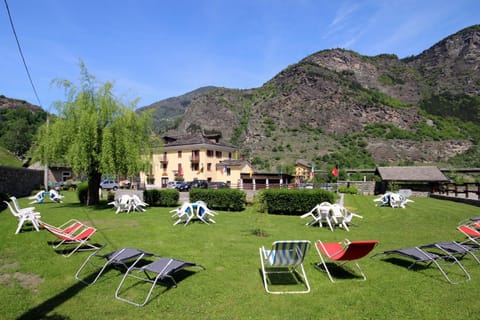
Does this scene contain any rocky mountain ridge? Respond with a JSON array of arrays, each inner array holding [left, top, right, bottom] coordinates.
[[143, 25, 480, 169]]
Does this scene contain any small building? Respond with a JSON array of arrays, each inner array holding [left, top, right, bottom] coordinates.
[[375, 166, 449, 195], [295, 159, 313, 184], [240, 172, 294, 190], [28, 161, 74, 186]]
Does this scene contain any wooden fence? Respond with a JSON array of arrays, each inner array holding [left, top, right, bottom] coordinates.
[[437, 183, 480, 199]]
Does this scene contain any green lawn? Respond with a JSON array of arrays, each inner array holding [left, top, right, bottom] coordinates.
[[0, 146, 22, 167], [1, 192, 480, 319]]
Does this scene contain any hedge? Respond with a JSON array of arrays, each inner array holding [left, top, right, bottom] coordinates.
[[259, 189, 336, 215], [143, 189, 179, 207], [189, 188, 246, 211]]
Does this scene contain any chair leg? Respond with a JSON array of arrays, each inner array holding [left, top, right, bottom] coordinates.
[[75, 247, 112, 284], [353, 261, 367, 280], [15, 219, 25, 234], [316, 251, 335, 282], [115, 256, 155, 307]]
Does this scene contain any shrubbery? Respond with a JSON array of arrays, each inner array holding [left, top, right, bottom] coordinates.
[[77, 182, 88, 204], [257, 189, 336, 215], [143, 189, 179, 207], [189, 188, 246, 211], [338, 185, 358, 194]]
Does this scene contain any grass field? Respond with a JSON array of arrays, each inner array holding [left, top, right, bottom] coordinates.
[[1, 192, 480, 319], [0, 147, 22, 167]]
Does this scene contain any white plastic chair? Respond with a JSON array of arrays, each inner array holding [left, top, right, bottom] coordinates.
[[131, 195, 148, 212], [10, 196, 36, 215], [173, 202, 195, 226], [29, 190, 46, 204], [194, 202, 216, 224], [49, 189, 64, 203], [116, 195, 133, 214], [336, 210, 363, 231], [3, 200, 41, 234]]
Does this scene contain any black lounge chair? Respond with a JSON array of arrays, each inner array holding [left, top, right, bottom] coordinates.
[[420, 241, 480, 266], [372, 246, 471, 284], [115, 256, 205, 306], [75, 247, 154, 285]]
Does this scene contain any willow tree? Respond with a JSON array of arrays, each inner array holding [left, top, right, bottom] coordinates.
[[33, 63, 153, 205]]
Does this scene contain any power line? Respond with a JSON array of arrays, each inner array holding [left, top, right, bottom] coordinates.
[[4, 0, 43, 108]]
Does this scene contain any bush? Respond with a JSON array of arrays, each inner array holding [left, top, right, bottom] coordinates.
[[189, 189, 246, 211], [259, 189, 336, 215], [144, 189, 179, 207], [338, 185, 358, 194], [77, 182, 88, 204]]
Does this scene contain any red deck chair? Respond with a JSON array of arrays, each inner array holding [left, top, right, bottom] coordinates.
[[39, 219, 85, 235], [42, 223, 100, 257], [315, 239, 378, 282], [457, 225, 480, 246]]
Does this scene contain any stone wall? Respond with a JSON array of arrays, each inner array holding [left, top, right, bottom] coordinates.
[[338, 181, 376, 195], [0, 166, 44, 197]]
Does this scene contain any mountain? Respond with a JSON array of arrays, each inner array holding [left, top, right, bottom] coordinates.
[[136, 86, 217, 133], [0, 95, 46, 159], [142, 25, 480, 170]]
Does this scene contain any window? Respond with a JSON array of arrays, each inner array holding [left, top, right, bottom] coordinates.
[[227, 168, 231, 176], [62, 171, 71, 180], [207, 163, 212, 171], [191, 163, 199, 171], [216, 151, 222, 158], [206, 150, 214, 157], [192, 150, 199, 161], [178, 151, 182, 158]]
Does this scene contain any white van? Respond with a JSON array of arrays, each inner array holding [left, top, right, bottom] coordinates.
[[166, 181, 181, 189]]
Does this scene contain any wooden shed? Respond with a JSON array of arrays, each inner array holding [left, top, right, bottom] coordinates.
[[375, 166, 449, 195]]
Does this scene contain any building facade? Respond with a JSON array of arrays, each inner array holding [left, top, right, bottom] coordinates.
[[140, 134, 253, 188], [295, 159, 313, 184]]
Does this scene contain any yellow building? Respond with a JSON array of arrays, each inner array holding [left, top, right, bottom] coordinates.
[[295, 159, 313, 184], [141, 134, 253, 188]]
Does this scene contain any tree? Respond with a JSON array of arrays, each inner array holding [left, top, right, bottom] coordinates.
[[32, 63, 153, 205], [0, 107, 47, 157]]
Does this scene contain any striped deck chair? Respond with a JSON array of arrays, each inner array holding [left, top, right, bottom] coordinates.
[[315, 239, 378, 282], [259, 240, 311, 294]]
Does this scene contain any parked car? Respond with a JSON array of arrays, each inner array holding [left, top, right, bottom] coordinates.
[[119, 179, 132, 189], [176, 181, 192, 192], [100, 179, 119, 190], [190, 180, 209, 189], [167, 181, 182, 189], [208, 182, 230, 189]]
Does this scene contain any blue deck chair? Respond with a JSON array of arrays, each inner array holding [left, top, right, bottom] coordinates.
[[259, 240, 311, 294]]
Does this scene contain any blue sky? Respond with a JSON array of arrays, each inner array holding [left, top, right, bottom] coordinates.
[[1, 0, 478, 111]]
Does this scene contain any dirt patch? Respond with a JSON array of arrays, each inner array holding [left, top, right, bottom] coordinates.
[[0, 262, 19, 271], [0, 260, 44, 292]]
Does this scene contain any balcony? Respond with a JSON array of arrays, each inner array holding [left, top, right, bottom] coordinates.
[[159, 155, 168, 164], [190, 155, 200, 163]]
